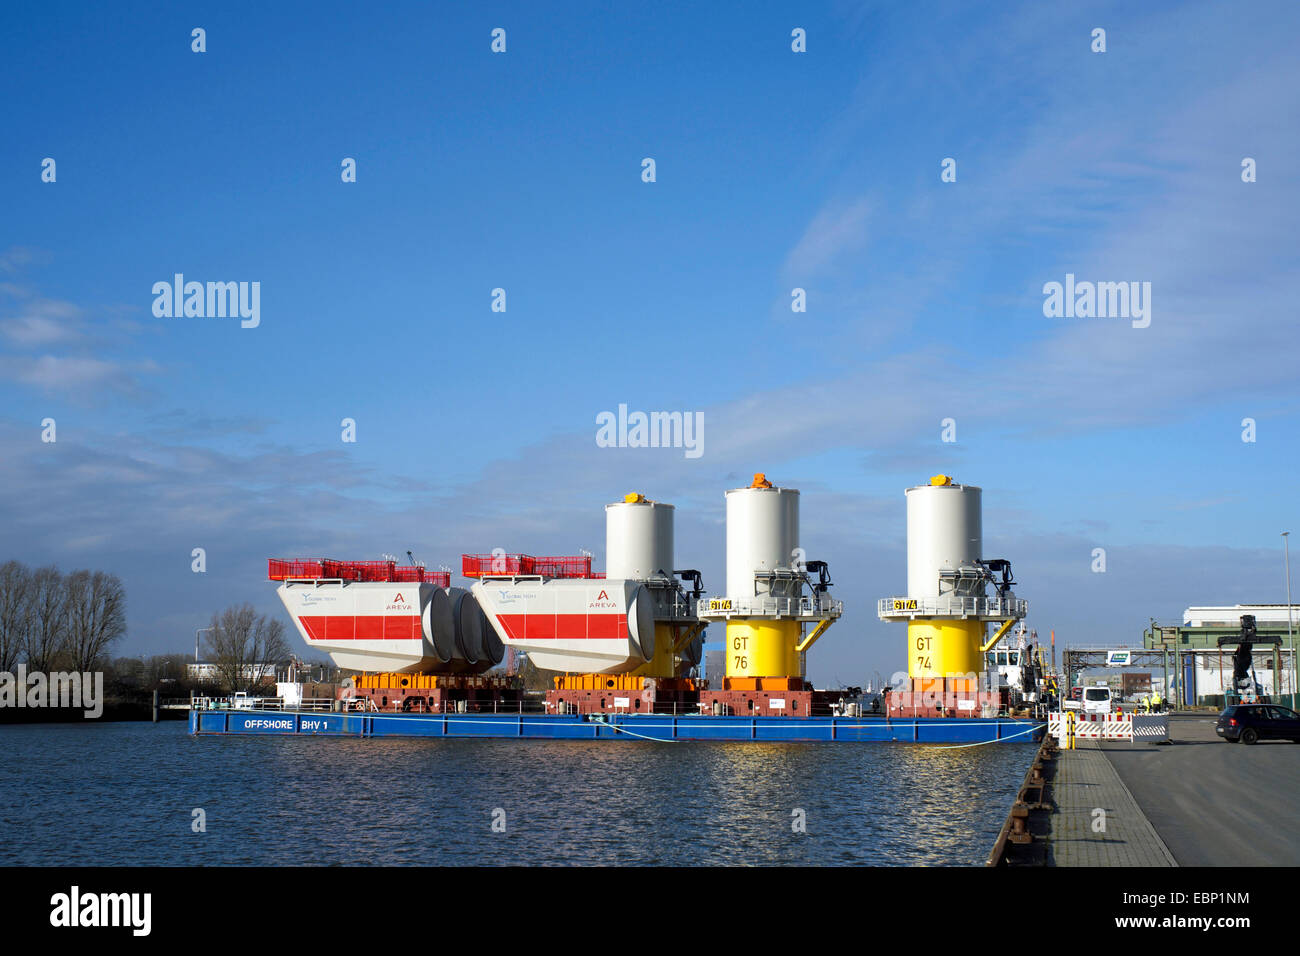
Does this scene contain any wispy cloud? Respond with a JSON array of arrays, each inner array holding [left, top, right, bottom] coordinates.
[[0, 297, 85, 347], [0, 271, 161, 399], [782, 195, 871, 278], [0, 246, 49, 274], [0, 354, 160, 397]]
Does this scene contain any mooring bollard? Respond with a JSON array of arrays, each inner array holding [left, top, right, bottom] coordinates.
[[151, 689, 160, 723], [1009, 803, 1032, 844]]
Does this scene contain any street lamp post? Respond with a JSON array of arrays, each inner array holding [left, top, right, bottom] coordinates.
[[195, 626, 214, 664], [1284, 532, 1295, 710]]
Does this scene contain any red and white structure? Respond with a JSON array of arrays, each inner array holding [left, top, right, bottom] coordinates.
[[270, 559, 502, 674], [469, 494, 701, 676], [471, 575, 658, 674]]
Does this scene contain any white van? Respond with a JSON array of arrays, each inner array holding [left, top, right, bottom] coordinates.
[[1082, 684, 1112, 715]]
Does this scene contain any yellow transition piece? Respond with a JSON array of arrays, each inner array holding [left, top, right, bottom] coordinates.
[[725, 619, 802, 679], [907, 618, 986, 678]]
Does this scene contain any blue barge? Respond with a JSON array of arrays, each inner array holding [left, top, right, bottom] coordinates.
[[189, 708, 1045, 744]]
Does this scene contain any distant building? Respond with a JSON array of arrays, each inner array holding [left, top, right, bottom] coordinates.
[[1120, 672, 1152, 697], [1144, 605, 1297, 707], [1183, 605, 1298, 630], [187, 661, 277, 685]]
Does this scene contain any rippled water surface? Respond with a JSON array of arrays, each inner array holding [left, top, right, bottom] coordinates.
[[0, 721, 1034, 865]]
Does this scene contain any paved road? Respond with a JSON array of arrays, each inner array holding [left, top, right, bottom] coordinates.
[[1100, 715, 1300, 866]]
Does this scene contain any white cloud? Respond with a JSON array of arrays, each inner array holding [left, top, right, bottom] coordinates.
[[782, 196, 872, 278], [0, 354, 159, 397], [0, 299, 85, 346]]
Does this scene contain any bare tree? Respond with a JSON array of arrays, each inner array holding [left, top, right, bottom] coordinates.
[[204, 604, 289, 693], [0, 561, 32, 672], [23, 566, 67, 672], [144, 653, 190, 686], [62, 569, 127, 672]]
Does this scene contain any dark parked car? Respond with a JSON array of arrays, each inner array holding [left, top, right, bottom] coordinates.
[[1216, 704, 1300, 744]]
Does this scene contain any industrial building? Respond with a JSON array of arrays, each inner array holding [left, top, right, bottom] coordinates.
[[1144, 605, 1297, 707]]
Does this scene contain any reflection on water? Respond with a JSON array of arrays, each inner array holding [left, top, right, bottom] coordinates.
[[1, 722, 1033, 866]]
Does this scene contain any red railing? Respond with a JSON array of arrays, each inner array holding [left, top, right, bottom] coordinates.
[[462, 554, 534, 577], [322, 559, 395, 582], [391, 566, 452, 587], [534, 555, 592, 578], [461, 554, 597, 579], [269, 559, 450, 587], [268, 559, 325, 580]]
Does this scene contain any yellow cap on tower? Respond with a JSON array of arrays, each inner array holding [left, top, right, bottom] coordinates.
[[930, 474, 952, 486]]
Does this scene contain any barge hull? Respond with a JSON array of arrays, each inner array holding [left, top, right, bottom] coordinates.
[[189, 709, 1044, 744]]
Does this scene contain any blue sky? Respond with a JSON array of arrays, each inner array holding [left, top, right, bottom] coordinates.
[[2, 0, 1297, 685]]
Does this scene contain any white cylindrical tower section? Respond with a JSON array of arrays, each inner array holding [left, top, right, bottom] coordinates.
[[605, 496, 674, 580], [725, 485, 800, 598], [905, 480, 982, 598]]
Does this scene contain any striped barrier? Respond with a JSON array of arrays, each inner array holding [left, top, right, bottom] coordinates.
[[1130, 713, 1171, 742], [1048, 711, 1168, 745]]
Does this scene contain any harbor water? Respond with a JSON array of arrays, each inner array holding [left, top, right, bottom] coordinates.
[[2, 721, 1033, 865]]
